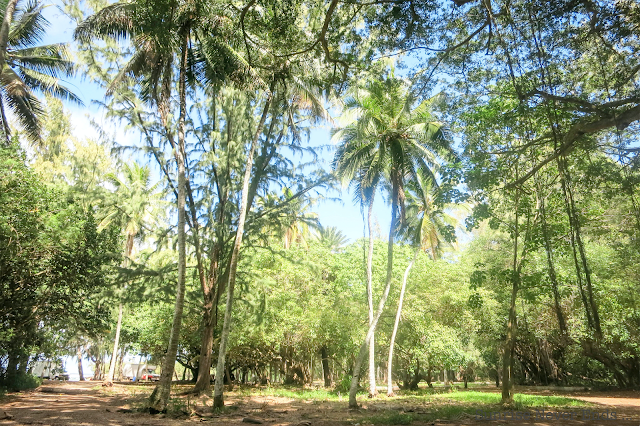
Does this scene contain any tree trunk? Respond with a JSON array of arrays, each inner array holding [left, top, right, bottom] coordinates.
[[0, 0, 18, 66], [77, 346, 85, 381], [366, 198, 377, 397], [0, 0, 18, 144], [561, 159, 601, 334], [538, 189, 567, 333], [320, 346, 331, 387], [148, 35, 189, 413], [6, 350, 18, 388], [556, 157, 596, 332], [501, 258, 519, 403], [213, 86, 274, 409], [105, 303, 123, 385], [387, 251, 416, 396], [192, 288, 215, 393], [502, 185, 521, 405], [349, 184, 398, 408]]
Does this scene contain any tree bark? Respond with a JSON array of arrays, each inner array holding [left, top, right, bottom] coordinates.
[[105, 303, 123, 385], [148, 34, 189, 413], [502, 186, 520, 404], [0, 0, 18, 67], [76, 346, 84, 381], [387, 251, 416, 396], [320, 346, 331, 387], [366, 198, 377, 397], [349, 183, 398, 408], [557, 157, 600, 334], [213, 85, 274, 409]]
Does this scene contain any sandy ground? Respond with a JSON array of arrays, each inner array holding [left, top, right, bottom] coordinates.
[[0, 381, 639, 426]]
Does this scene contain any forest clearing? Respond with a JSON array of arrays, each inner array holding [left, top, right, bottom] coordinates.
[[2, 0, 640, 422], [1, 380, 640, 426]]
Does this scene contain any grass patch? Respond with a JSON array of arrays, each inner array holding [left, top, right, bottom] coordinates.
[[397, 390, 590, 409], [248, 386, 366, 401]]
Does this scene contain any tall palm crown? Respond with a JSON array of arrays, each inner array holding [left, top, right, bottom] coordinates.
[[99, 162, 161, 257], [74, 0, 258, 108], [316, 226, 349, 252], [332, 76, 455, 221], [0, 0, 79, 144], [402, 171, 459, 260]]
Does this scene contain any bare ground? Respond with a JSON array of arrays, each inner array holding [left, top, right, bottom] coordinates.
[[0, 381, 639, 426]]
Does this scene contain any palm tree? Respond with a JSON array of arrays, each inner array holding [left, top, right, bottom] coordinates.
[[280, 188, 320, 249], [386, 171, 460, 396], [0, 0, 80, 145], [333, 74, 454, 407], [98, 162, 161, 387], [75, 0, 192, 410], [316, 226, 349, 252], [334, 115, 384, 399]]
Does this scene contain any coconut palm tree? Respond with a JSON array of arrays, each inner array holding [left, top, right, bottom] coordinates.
[[0, 0, 80, 145], [316, 226, 349, 252], [386, 171, 461, 396], [76, 3, 191, 407], [98, 162, 161, 387], [333, 74, 455, 407]]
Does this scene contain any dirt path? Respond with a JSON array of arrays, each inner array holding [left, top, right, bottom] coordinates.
[[1, 381, 639, 426]]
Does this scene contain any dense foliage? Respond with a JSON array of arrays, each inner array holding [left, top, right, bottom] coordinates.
[[0, 0, 639, 408]]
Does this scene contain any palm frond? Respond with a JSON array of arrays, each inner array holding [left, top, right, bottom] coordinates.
[[18, 67, 83, 104], [8, 0, 47, 48], [73, 2, 138, 43], [8, 43, 76, 77], [1, 66, 43, 142]]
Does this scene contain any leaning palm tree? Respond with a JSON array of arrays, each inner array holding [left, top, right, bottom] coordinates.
[[99, 163, 161, 386], [386, 171, 460, 396], [334, 74, 455, 407], [333, 111, 384, 399], [0, 0, 80, 145]]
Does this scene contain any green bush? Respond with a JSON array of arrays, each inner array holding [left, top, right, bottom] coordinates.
[[334, 374, 352, 393], [3, 373, 43, 392]]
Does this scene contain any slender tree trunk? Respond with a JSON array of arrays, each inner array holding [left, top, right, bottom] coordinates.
[[366, 198, 377, 397], [560, 159, 600, 334], [106, 232, 134, 386], [501, 275, 518, 403], [387, 251, 416, 396], [105, 303, 123, 385], [538, 188, 567, 333], [77, 346, 84, 381], [502, 188, 520, 404], [349, 187, 398, 408], [213, 86, 274, 409], [0, 0, 18, 66], [148, 35, 189, 413], [556, 157, 595, 327], [320, 346, 331, 387], [0, 0, 18, 145]]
